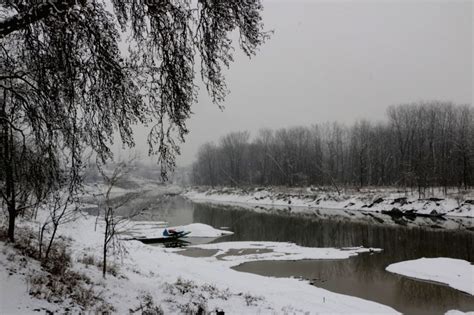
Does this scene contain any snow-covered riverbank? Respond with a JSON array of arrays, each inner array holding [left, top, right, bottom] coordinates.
[[184, 187, 474, 218], [1, 210, 400, 314]]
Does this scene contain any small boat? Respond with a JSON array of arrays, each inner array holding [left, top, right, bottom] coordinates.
[[133, 228, 191, 244], [162, 228, 191, 238], [135, 236, 190, 245]]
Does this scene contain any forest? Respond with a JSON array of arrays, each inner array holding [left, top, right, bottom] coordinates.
[[191, 101, 474, 194]]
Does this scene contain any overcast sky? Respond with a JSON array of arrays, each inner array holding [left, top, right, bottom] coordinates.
[[129, 0, 473, 167]]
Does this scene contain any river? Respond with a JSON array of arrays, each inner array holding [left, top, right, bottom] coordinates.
[[141, 195, 474, 315]]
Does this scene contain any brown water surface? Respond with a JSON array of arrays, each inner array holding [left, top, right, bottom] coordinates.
[[191, 202, 474, 315]]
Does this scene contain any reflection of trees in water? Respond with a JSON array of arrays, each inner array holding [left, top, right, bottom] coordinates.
[[319, 258, 473, 314], [394, 276, 471, 312], [134, 196, 195, 225], [327, 255, 474, 314], [193, 203, 473, 262]]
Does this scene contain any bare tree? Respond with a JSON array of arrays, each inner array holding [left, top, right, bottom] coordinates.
[[0, 0, 268, 241], [98, 160, 145, 278], [220, 131, 250, 186], [38, 191, 77, 260], [255, 129, 274, 185]]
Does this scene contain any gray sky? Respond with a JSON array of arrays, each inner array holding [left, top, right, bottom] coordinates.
[[131, 0, 473, 166]]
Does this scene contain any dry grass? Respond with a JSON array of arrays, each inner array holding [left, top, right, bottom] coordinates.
[[1, 225, 115, 312], [130, 293, 164, 315]]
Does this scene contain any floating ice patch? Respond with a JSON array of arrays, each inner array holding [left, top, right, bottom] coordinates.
[[386, 257, 474, 295], [186, 241, 381, 267], [445, 311, 474, 315]]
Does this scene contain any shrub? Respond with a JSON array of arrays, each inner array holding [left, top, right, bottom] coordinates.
[[130, 293, 164, 315], [78, 253, 120, 277], [77, 253, 96, 267], [27, 269, 112, 311], [97, 261, 120, 277], [12, 227, 39, 259], [243, 293, 264, 306], [41, 242, 71, 276]]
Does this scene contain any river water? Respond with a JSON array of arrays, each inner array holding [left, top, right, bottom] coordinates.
[[146, 196, 474, 315]]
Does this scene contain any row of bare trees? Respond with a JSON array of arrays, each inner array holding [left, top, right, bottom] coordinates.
[[191, 102, 474, 194]]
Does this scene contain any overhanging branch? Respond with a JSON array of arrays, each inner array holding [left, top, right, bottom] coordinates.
[[0, 0, 85, 38]]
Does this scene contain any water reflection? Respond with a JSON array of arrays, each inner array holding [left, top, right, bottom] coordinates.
[[192, 203, 474, 315], [127, 194, 195, 226], [193, 203, 473, 261]]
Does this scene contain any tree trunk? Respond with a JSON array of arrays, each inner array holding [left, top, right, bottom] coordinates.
[[45, 224, 58, 260], [38, 222, 48, 259], [103, 215, 108, 278], [7, 206, 15, 242], [4, 112, 16, 242], [103, 238, 107, 278]]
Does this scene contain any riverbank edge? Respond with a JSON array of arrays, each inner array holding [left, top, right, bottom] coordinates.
[[0, 208, 400, 314], [183, 186, 474, 218]]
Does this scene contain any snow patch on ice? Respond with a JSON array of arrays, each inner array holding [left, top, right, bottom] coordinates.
[[179, 223, 234, 237], [445, 311, 474, 315], [386, 257, 474, 295], [179, 241, 381, 267]]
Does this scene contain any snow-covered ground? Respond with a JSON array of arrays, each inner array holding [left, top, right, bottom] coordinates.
[[386, 258, 474, 295], [2, 179, 471, 314], [184, 187, 474, 218], [0, 248, 67, 314], [1, 210, 401, 314]]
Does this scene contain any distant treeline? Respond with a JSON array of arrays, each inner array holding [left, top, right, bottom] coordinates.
[[191, 102, 474, 193]]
